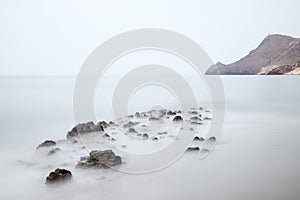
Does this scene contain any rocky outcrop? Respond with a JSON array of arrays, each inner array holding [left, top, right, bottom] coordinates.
[[45, 168, 72, 184], [206, 34, 300, 75], [76, 150, 122, 169], [67, 121, 104, 139]]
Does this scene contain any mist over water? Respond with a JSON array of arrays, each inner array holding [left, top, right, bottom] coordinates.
[[0, 75, 299, 200]]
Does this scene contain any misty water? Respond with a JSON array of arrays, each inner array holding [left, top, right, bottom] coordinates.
[[0, 75, 299, 200]]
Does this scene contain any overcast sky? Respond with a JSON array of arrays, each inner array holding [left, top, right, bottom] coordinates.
[[0, 0, 299, 75]]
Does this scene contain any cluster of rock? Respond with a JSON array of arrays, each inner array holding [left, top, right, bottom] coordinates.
[[76, 150, 122, 169]]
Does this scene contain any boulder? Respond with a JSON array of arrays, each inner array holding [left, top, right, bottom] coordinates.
[[172, 116, 183, 122], [76, 150, 122, 169], [67, 122, 104, 139], [45, 168, 72, 184]]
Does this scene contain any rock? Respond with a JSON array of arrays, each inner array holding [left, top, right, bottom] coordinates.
[[36, 140, 56, 149], [149, 117, 160, 121], [207, 136, 216, 142], [152, 137, 159, 141], [142, 133, 149, 139], [97, 121, 108, 128], [128, 128, 137, 133], [67, 122, 104, 139], [203, 117, 212, 120], [167, 110, 176, 115], [103, 133, 110, 138], [135, 112, 141, 118], [190, 116, 202, 121], [121, 144, 127, 148], [47, 148, 61, 156], [188, 111, 198, 115], [172, 116, 183, 122], [76, 150, 122, 169], [123, 121, 139, 128], [186, 147, 200, 151], [45, 168, 72, 184], [193, 136, 204, 141]]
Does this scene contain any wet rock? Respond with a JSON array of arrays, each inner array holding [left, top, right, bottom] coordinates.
[[189, 128, 194, 131], [191, 121, 202, 125], [188, 111, 198, 115], [47, 148, 61, 156], [190, 116, 202, 121], [45, 168, 72, 184], [97, 121, 108, 128], [172, 116, 183, 122], [76, 150, 122, 169], [103, 133, 110, 138], [123, 121, 139, 128], [135, 112, 141, 118], [128, 128, 137, 133], [142, 133, 149, 139], [193, 136, 204, 141], [203, 117, 212, 120], [149, 117, 160, 121], [67, 122, 104, 139], [207, 136, 216, 142], [36, 140, 56, 149], [186, 147, 200, 151], [152, 137, 159, 141], [157, 131, 167, 135], [167, 110, 176, 115]]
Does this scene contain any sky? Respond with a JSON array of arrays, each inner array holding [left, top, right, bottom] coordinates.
[[0, 0, 299, 75]]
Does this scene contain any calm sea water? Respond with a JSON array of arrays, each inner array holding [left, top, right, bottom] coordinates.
[[0, 75, 299, 200]]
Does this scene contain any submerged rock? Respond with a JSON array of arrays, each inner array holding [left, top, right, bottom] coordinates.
[[45, 168, 72, 184], [67, 122, 104, 139], [36, 140, 56, 149], [76, 150, 122, 169], [47, 148, 61, 156]]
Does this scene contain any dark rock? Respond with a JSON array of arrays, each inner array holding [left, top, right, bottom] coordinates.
[[103, 133, 110, 138], [67, 122, 104, 139], [47, 148, 61, 156], [123, 121, 139, 128], [193, 136, 205, 141], [135, 112, 141, 118], [188, 111, 198, 115], [142, 133, 149, 139], [186, 147, 200, 151], [149, 117, 160, 121], [172, 116, 183, 122], [203, 117, 212, 120], [208, 136, 216, 142], [36, 140, 56, 149], [128, 128, 137, 133], [167, 110, 176, 115], [190, 116, 202, 121], [76, 150, 122, 169], [121, 144, 127, 148], [152, 137, 159, 141], [45, 168, 72, 184]]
